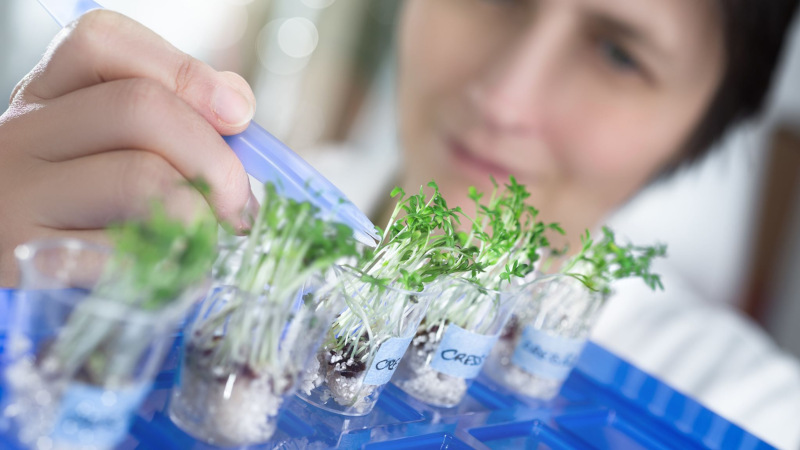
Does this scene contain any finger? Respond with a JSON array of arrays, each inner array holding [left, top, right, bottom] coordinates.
[[14, 9, 255, 134], [23, 78, 258, 229], [24, 150, 225, 231]]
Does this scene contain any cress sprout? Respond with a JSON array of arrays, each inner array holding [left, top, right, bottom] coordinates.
[[169, 182, 361, 445], [324, 181, 477, 368], [558, 226, 667, 296], [44, 201, 218, 386], [421, 176, 563, 334], [187, 182, 359, 376]]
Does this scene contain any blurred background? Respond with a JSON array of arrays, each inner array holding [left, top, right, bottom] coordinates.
[[1, 0, 799, 359]]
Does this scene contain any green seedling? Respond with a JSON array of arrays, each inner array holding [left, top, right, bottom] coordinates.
[[189, 182, 360, 375], [559, 226, 667, 296], [422, 176, 563, 334], [325, 181, 477, 367], [47, 196, 218, 386]]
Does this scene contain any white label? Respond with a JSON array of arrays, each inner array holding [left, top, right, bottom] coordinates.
[[511, 326, 586, 380], [362, 336, 414, 386], [430, 325, 498, 379], [50, 383, 150, 447]]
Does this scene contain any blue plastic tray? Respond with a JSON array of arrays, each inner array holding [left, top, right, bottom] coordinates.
[[0, 289, 773, 449]]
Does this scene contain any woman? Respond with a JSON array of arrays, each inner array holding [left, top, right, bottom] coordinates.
[[393, 0, 795, 245], [0, 0, 798, 445]]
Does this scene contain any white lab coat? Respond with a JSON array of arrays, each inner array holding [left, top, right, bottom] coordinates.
[[593, 271, 800, 449]]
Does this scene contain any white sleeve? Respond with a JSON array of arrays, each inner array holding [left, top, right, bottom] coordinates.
[[591, 274, 800, 450]]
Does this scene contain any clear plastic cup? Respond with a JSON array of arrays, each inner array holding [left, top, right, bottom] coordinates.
[[392, 278, 521, 408], [483, 275, 605, 400], [168, 277, 343, 447], [3, 238, 195, 450], [296, 267, 436, 416]]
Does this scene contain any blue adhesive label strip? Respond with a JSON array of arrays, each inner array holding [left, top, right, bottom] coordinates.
[[430, 325, 498, 379], [50, 382, 150, 448], [511, 326, 586, 380], [363, 336, 414, 386]]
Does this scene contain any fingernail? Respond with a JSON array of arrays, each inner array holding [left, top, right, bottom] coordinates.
[[238, 191, 260, 234], [212, 84, 254, 127]]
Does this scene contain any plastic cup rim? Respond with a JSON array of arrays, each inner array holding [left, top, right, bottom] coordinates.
[[14, 237, 202, 326]]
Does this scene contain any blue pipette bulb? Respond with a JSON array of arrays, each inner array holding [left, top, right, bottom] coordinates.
[[38, 0, 380, 247]]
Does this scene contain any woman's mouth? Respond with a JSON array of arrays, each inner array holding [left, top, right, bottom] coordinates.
[[446, 138, 513, 181]]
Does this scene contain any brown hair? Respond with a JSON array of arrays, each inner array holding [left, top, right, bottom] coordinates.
[[676, 0, 799, 170]]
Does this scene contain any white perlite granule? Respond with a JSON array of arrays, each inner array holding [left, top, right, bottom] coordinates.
[[480, 275, 603, 401], [298, 352, 325, 396], [3, 356, 66, 448], [324, 370, 376, 413], [483, 338, 561, 400], [298, 347, 380, 414], [320, 348, 376, 413], [169, 362, 292, 447], [3, 353, 130, 450], [393, 337, 467, 408]]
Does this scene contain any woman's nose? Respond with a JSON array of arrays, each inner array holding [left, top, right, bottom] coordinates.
[[470, 11, 569, 134]]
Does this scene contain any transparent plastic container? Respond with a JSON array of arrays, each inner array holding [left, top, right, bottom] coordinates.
[[168, 279, 343, 447], [483, 274, 605, 400], [296, 267, 436, 416], [2, 238, 194, 450], [392, 278, 520, 408]]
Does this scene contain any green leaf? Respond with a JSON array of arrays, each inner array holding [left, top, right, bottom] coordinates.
[[390, 186, 405, 198]]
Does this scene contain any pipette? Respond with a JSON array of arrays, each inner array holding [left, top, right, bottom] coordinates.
[[37, 0, 380, 246]]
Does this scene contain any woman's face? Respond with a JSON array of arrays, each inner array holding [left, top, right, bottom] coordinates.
[[397, 0, 724, 242]]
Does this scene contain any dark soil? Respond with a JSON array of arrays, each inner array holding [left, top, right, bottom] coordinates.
[[499, 316, 520, 341], [327, 334, 370, 378], [184, 343, 294, 394]]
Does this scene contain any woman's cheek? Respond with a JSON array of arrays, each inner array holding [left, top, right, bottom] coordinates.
[[557, 96, 674, 187]]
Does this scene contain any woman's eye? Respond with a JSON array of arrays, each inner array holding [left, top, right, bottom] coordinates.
[[599, 40, 639, 73]]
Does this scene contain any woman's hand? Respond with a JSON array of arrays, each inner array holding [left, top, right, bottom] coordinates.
[[0, 10, 259, 286]]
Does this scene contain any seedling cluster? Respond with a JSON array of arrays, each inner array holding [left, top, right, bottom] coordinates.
[[169, 183, 362, 445], [188, 183, 359, 376], [483, 226, 667, 401], [559, 226, 667, 296], [43, 201, 218, 386], [421, 176, 564, 335], [6, 173, 668, 447], [324, 183, 476, 365], [4, 199, 218, 450]]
